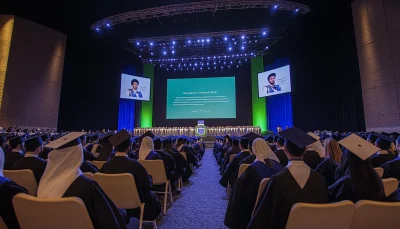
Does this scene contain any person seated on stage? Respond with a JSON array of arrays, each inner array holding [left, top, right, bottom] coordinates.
[[153, 137, 178, 189], [162, 137, 192, 181], [248, 127, 328, 229], [37, 132, 128, 229], [96, 132, 114, 161], [0, 147, 28, 229], [274, 136, 288, 167], [13, 135, 47, 183], [101, 130, 161, 221], [220, 134, 255, 188], [315, 138, 342, 187], [4, 135, 25, 170], [370, 134, 396, 168], [329, 134, 385, 203], [220, 136, 241, 174], [80, 135, 97, 161], [225, 138, 282, 229]]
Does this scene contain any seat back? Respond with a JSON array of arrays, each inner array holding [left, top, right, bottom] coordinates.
[[12, 193, 94, 229], [237, 164, 250, 178], [229, 154, 237, 164], [180, 152, 187, 161], [382, 178, 398, 197], [93, 173, 141, 209], [3, 170, 37, 196], [351, 200, 400, 229], [285, 201, 355, 229], [138, 159, 168, 185], [91, 161, 107, 169], [0, 217, 8, 229], [252, 178, 270, 216], [83, 172, 94, 179], [374, 167, 384, 178]]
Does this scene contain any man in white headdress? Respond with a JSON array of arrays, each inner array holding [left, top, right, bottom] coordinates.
[[37, 132, 128, 229]]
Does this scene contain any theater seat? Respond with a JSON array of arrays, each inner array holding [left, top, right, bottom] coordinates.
[[252, 178, 270, 216], [91, 161, 107, 169], [12, 193, 94, 229], [351, 200, 400, 229], [0, 217, 8, 229], [83, 172, 94, 179], [237, 164, 250, 178], [382, 178, 398, 197], [374, 167, 384, 178], [285, 201, 354, 229], [3, 170, 37, 196]]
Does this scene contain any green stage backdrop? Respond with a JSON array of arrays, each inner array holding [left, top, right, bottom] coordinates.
[[251, 57, 267, 132], [141, 63, 154, 127]]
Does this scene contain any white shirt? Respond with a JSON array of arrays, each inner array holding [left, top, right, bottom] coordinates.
[[115, 152, 128, 157], [12, 149, 24, 154], [24, 152, 38, 158], [286, 160, 311, 189], [377, 150, 388, 155]]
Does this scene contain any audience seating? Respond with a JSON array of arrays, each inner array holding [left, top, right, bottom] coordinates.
[[350, 200, 400, 229], [3, 170, 37, 196], [93, 173, 156, 229], [179, 152, 193, 171], [237, 164, 250, 178], [228, 154, 237, 164], [252, 178, 270, 216], [12, 193, 94, 229], [374, 167, 384, 178], [0, 217, 7, 229], [382, 178, 399, 197], [83, 172, 94, 179], [285, 201, 355, 229], [138, 159, 173, 214], [91, 161, 107, 169]]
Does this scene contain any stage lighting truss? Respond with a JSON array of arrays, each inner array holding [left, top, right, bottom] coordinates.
[[90, 0, 311, 31]]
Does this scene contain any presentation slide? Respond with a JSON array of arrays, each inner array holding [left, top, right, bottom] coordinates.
[[167, 77, 236, 119], [258, 65, 291, 97], [120, 74, 151, 101]]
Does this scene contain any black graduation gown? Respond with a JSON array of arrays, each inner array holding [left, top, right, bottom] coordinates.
[[328, 176, 385, 203], [247, 169, 328, 229], [315, 157, 338, 187], [239, 154, 256, 165], [100, 156, 161, 220], [4, 150, 24, 170], [80, 161, 100, 173], [274, 149, 288, 167], [0, 176, 28, 229], [221, 146, 241, 174], [164, 148, 192, 181], [303, 150, 322, 170], [155, 150, 179, 181], [12, 156, 47, 183], [220, 151, 251, 187], [83, 148, 97, 161], [38, 147, 52, 160], [225, 160, 283, 229], [370, 153, 396, 168], [62, 175, 128, 229], [381, 157, 400, 181]]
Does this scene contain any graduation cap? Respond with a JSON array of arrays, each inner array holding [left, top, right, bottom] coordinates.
[[161, 137, 172, 144], [0, 134, 6, 144], [45, 132, 86, 149], [140, 131, 155, 139], [242, 132, 263, 142], [108, 129, 131, 148], [25, 135, 44, 151], [153, 137, 163, 149], [307, 132, 320, 141], [338, 134, 379, 160], [279, 127, 317, 149], [99, 132, 114, 143], [8, 135, 26, 147], [373, 133, 394, 150]]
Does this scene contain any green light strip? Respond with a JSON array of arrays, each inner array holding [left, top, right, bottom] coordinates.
[[141, 63, 154, 127], [251, 57, 267, 132]]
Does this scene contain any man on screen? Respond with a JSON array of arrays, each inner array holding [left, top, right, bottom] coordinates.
[[125, 79, 143, 98], [263, 73, 281, 93]]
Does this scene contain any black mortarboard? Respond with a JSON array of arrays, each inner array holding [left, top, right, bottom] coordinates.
[[279, 127, 317, 149], [161, 137, 172, 144], [140, 131, 155, 139], [45, 132, 86, 149], [153, 137, 163, 149], [108, 129, 131, 147], [99, 132, 114, 143], [373, 133, 394, 150], [242, 132, 263, 142], [25, 135, 44, 151], [8, 135, 26, 147]]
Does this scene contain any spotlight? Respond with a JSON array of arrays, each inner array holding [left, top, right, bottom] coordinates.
[[150, 42, 154, 46], [188, 40, 191, 43], [241, 46, 245, 50], [274, 5, 278, 9], [237, 65, 239, 68], [197, 39, 200, 42], [178, 64, 181, 67], [96, 28, 100, 31], [214, 67, 217, 69], [241, 36, 245, 39], [190, 64, 192, 66], [172, 50, 175, 54], [221, 66, 223, 69], [206, 39, 210, 42], [262, 31, 266, 35], [170, 64, 173, 67], [163, 51, 167, 55], [229, 47, 232, 51], [230, 61, 233, 64], [214, 62, 216, 65], [208, 67, 210, 69], [214, 56, 216, 59], [172, 41, 176, 44], [174, 68, 176, 71], [195, 63, 198, 66], [201, 39, 204, 42], [193, 68, 195, 70], [181, 68, 183, 70], [295, 8, 299, 12], [266, 46, 269, 49], [167, 68, 169, 71], [151, 52, 154, 55], [224, 37, 228, 41], [200, 67, 203, 70], [106, 23, 110, 27]]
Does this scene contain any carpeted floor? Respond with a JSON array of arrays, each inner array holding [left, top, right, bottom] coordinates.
[[156, 148, 229, 229]]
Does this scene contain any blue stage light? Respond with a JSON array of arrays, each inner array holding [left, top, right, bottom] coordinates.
[[295, 8, 299, 12], [200, 67, 203, 70], [208, 67, 210, 69], [206, 39, 210, 42], [136, 42, 140, 45], [106, 23, 110, 27], [190, 64, 192, 66], [221, 66, 223, 69], [172, 50, 175, 54], [274, 5, 278, 9], [201, 39, 204, 42], [167, 68, 169, 71], [224, 37, 228, 41], [214, 56, 216, 59], [151, 52, 153, 55], [262, 31, 266, 35], [214, 62, 216, 65], [163, 51, 167, 55], [172, 41, 176, 44], [214, 67, 216, 69], [195, 63, 198, 66], [241, 36, 245, 39], [266, 46, 269, 49], [96, 28, 100, 31], [197, 39, 200, 42], [229, 47, 232, 51], [188, 40, 191, 43], [150, 42, 154, 46], [241, 46, 244, 50], [170, 64, 173, 67]]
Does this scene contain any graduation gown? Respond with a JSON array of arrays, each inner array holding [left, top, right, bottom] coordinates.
[[0, 176, 28, 229], [225, 160, 283, 229], [100, 156, 161, 220], [239, 154, 256, 165], [80, 161, 100, 173], [155, 150, 179, 181], [381, 157, 400, 181], [328, 176, 385, 203], [164, 148, 192, 181], [370, 152, 396, 168], [220, 146, 241, 174], [247, 169, 328, 229], [62, 175, 127, 229], [83, 148, 97, 161], [38, 147, 52, 160], [4, 150, 24, 170], [12, 156, 47, 183], [274, 149, 288, 167], [303, 150, 322, 170], [315, 157, 338, 187], [220, 151, 251, 188]]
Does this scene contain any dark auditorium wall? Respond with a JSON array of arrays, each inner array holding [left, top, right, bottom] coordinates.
[[153, 63, 252, 127], [0, 16, 66, 129]]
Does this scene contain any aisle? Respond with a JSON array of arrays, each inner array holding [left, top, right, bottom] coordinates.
[[158, 148, 228, 229]]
